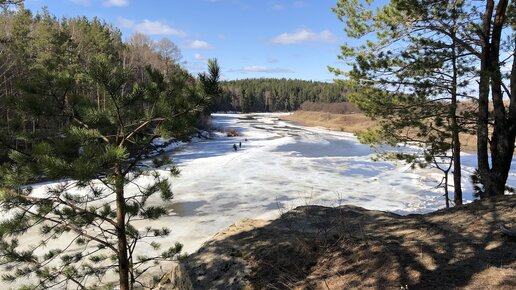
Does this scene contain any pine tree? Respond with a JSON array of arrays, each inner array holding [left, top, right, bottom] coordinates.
[[0, 9, 221, 289], [475, 0, 515, 197], [332, 0, 515, 198], [329, 0, 487, 206]]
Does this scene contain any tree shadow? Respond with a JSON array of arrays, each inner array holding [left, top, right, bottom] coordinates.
[[181, 196, 516, 289]]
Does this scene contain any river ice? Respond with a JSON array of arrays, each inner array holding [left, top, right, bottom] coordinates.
[[153, 113, 515, 253], [2, 113, 515, 287]]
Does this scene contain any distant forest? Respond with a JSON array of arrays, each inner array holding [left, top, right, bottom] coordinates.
[[212, 78, 350, 112]]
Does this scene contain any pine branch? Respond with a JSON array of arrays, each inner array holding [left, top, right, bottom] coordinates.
[[9, 200, 119, 254]]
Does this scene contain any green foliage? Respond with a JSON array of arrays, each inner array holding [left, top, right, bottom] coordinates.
[[213, 78, 350, 112], [0, 7, 221, 289], [331, 0, 476, 153], [331, 0, 485, 206]]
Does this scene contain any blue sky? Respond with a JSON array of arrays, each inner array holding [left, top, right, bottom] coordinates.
[[25, 0, 349, 82]]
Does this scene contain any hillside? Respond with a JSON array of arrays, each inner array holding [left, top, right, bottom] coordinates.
[[164, 196, 516, 289]]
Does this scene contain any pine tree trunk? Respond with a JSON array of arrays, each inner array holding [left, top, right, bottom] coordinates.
[[477, 60, 491, 197], [489, 126, 514, 196], [115, 163, 130, 290], [477, 0, 512, 197], [451, 113, 462, 204], [488, 0, 511, 197], [444, 170, 450, 208], [477, 0, 496, 198], [450, 24, 462, 205]]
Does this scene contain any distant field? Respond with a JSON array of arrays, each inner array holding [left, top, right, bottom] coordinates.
[[281, 111, 375, 133], [282, 110, 478, 152]]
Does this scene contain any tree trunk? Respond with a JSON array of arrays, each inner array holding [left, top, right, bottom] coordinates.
[[97, 85, 100, 111], [486, 0, 511, 197], [115, 163, 130, 290], [450, 22, 462, 205], [489, 127, 515, 195], [476, 0, 513, 198], [444, 170, 450, 208], [476, 0, 494, 199], [451, 118, 462, 204]]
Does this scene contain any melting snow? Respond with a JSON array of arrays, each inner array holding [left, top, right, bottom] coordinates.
[[2, 113, 515, 276]]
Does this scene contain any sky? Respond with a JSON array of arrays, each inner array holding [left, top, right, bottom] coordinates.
[[24, 0, 350, 82]]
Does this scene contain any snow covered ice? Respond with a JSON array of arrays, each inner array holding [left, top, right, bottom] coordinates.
[[3, 113, 515, 262], [147, 113, 516, 253]]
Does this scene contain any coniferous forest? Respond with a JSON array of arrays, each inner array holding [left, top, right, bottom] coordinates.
[[213, 78, 350, 112]]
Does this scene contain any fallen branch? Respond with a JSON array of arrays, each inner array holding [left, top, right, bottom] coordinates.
[[499, 224, 516, 237]]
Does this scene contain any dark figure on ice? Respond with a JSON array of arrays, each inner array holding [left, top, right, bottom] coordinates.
[[245, 138, 248, 141], [239, 142, 242, 148], [233, 144, 238, 151]]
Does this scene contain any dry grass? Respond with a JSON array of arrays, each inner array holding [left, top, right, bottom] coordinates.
[[299, 101, 361, 114], [182, 196, 516, 289], [226, 128, 240, 137], [282, 111, 479, 152], [281, 111, 377, 134], [217, 127, 241, 137]]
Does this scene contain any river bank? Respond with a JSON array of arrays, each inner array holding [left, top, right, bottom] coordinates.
[[281, 111, 478, 152], [168, 195, 516, 289]]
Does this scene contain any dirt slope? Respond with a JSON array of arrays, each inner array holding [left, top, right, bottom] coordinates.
[[172, 196, 516, 290]]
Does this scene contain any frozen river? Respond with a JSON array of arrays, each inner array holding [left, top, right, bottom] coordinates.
[[158, 113, 515, 253], [3, 113, 516, 288]]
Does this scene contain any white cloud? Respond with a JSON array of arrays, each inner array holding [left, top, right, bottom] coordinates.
[[271, 1, 306, 10], [68, 0, 92, 5], [292, 1, 306, 8], [184, 40, 214, 49], [118, 17, 187, 37], [118, 17, 134, 27], [271, 3, 285, 10], [103, 0, 128, 7], [269, 29, 336, 45], [69, 0, 128, 6], [186, 61, 207, 73], [193, 53, 205, 60], [230, 66, 293, 74]]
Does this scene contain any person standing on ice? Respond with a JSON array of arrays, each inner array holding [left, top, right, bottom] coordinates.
[[239, 142, 242, 148], [233, 144, 238, 151]]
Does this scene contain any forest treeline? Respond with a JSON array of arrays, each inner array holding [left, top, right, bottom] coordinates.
[[213, 78, 350, 112]]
